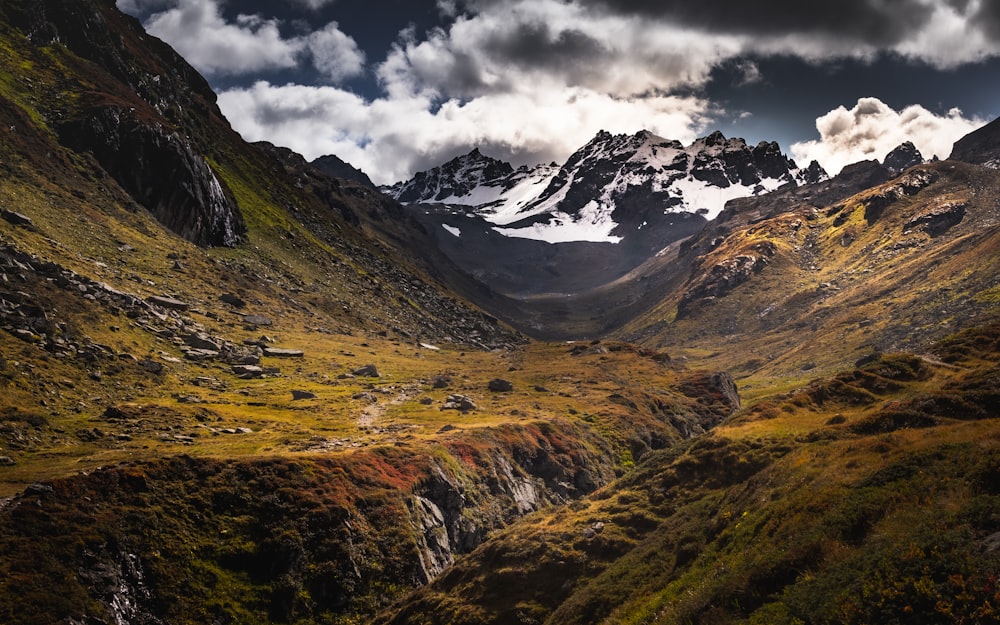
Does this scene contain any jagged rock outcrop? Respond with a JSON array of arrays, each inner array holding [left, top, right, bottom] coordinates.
[[677, 241, 777, 319], [883, 141, 924, 174], [905, 200, 967, 236], [3, 0, 221, 131], [58, 106, 244, 247], [862, 168, 938, 224]]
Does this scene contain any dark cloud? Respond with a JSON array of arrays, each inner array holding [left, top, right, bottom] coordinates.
[[484, 22, 606, 65], [481, 22, 609, 84], [974, 0, 1000, 39], [580, 0, 936, 44]]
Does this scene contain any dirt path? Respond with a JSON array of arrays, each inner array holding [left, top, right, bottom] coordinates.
[[356, 384, 422, 430]]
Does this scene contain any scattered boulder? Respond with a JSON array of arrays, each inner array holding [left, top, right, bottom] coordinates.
[[431, 375, 451, 389], [184, 348, 219, 361], [352, 364, 380, 378], [148, 295, 190, 311], [442, 394, 477, 412], [243, 314, 272, 327], [291, 390, 317, 400], [231, 364, 263, 378], [1, 210, 33, 227], [138, 359, 163, 374], [488, 378, 514, 392], [184, 332, 221, 351], [0, 455, 16, 466], [263, 347, 304, 358], [219, 293, 245, 307]]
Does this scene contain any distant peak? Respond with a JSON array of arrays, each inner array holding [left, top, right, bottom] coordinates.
[[883, 141, 924, 174], [702, 130, 727, 145]]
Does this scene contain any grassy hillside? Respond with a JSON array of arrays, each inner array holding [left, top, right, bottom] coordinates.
[[380, 324, 1000, 625], [617, 161, 1000, 383]]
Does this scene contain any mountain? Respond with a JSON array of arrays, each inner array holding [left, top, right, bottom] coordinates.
[[1, 3, 999, 625], [384, 130, 826, 301], [387, 129, 827, 244]]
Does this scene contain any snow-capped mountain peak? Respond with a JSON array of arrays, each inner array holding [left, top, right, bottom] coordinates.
[[384, 130, 827, 244]]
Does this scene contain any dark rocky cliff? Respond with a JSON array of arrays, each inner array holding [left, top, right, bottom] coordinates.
[[59, 106, 244, 247], [3, 0, 245, 247]]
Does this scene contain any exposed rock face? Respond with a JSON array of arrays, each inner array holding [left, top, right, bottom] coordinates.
[[905, 200, 967, 236], [4, 0, 220, 131], [950, 116, 1000, 168], [677, 241, 777, 319], [863, 169, 938, 224], [707, 372, 741, 413], [58, 106, 244, 247], [883, 141, 924, 174]]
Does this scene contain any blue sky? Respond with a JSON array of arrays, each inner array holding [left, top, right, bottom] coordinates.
[[117, 0, 1000, 184]]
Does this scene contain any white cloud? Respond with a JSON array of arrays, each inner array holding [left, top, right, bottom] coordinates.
[[141, 0, 363, 81], [790, 97, 985, 175], [376, 1, 746, 100], [891, 0, 1000, 68], [293, 0, 336, 9], [218, 81, 710, 185], [144, 0, 301, 75], [307, 22, 366, 82]]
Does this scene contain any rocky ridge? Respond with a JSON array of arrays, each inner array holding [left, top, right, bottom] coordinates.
[[386, 129, 827, 244]]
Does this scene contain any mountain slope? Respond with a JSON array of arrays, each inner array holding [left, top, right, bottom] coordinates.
[[615, 159, 1000, 383]]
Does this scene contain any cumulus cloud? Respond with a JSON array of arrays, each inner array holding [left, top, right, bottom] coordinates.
[[377, 1, 747, 100], [141, 0, 363, 81], [218, 81, 710, 184], [790, 97, 985, 174], [306, 22, 366, 82], [116, 0, 172, 15], [144, 0, 302, 75], [293, 0, 336, 9]]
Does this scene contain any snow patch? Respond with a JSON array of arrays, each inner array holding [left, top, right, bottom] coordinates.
[[442, 224, 461, 238], [493, 200, 622, 244]]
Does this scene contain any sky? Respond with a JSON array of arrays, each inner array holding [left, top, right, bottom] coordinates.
[[115, 0, 1000, 185]]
